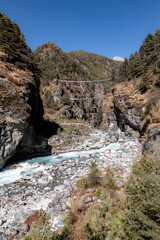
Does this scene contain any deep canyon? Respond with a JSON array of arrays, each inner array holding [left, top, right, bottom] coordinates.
[[0, 13, 160, 240]]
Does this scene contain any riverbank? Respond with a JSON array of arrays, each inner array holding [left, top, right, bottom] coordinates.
[[0, 130, 142, 239]]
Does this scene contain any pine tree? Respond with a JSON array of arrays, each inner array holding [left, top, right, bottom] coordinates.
[[119, 58, 129, 81], [0, 13, 31, 64], [123, 153, 160, 240]]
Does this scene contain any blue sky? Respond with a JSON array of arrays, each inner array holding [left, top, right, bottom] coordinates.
[[1, 0, 160, 59]]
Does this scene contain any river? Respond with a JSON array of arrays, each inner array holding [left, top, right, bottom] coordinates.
[[0, 130, 142, 236]]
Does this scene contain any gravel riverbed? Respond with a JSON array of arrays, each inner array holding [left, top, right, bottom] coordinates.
[[0, 130, 142, 239]]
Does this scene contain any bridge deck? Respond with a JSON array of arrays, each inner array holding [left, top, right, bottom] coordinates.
[[70, 97, 96, 101], [59, 79, 111, 83]]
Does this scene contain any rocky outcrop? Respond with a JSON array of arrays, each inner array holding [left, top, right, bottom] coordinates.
[[0, 60, 58, 169], [143, 124, 160, 159], [42, 80, 105, 126], [102, 82, 160, 159], [102, 82, 148, 136]]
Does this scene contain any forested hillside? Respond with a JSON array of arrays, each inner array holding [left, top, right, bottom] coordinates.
[[34, 42, 89, 86], [0, 13, 37, 71], [117, 29, 160, 127], [119, 29, 160, 91], [68, 50, 120, 81], [34, 42, 120, 124]]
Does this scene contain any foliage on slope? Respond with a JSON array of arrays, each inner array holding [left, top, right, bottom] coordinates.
[[117, 29, 160, 127], [68, 50, 120, 81], [119, 29, 160, 91], [24, 153, 160, 240], [34, 43, 121, 122], [123, 153, 160, 240], [0, 13, 37, 71], [34, 42, 89, 86]]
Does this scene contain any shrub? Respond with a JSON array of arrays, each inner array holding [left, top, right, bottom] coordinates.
[[139, 76, 154, 93], [44, 90, 59, 110], [64, 210, 77, 225], [148, 99, 160, 123], [87, 161, 101, 187], [102, 168, 117, 190], [123, 153, 160, 240], [61, 92, 71, 105], [60, 210, 76, 240], [94, 187, 103, 199], [76, 176, 88, 190], [82, 198, 124, 240], [24, 209, 58, 240], [82, 204, 107, 240]]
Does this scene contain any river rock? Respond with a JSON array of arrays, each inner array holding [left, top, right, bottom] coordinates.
[[21, 224, 30, 232]]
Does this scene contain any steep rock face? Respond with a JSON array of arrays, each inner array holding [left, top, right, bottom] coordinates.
[[102, 82, 160, 158], [42, 79, 105, 126], [102, 82, 148, 136], [143, 124, 160, 157], [0, 60, 56, 169]]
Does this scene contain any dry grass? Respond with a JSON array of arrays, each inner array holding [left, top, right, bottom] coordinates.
[[76, 176, 88, 194], [71, 195, 84, 214], [149, 99, 160, 123]]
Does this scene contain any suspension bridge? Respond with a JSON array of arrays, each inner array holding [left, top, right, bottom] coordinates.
[[70, 97, 96, 101], [58, 78, 110, 102], [58, 78, 111, 83]]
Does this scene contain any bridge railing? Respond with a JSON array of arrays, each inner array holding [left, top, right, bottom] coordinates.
[[58, 79, 111, 83]]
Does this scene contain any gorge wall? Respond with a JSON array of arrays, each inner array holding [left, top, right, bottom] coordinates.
[[102, 82, 148, 135], [0, 59, 59, 169], [102, 81, 160, 159]]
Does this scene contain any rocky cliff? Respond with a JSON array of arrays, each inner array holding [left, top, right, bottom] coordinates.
[[0, 58, 59, 169], [102, 82, 148, 135], [102, 81, 160, 158]]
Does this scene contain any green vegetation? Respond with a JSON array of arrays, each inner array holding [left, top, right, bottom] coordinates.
[[147, 99, 160, 123], [0, 13, 27, 59], [0, 13, 37, 71], [59, 210, 77, 240], [118, 29, 160, 124], [76, 176, 88, 191], [24, 209, 57, 240], [61, 92, 71, 106], [44, 90, 59, 111], [34, 43, 121, 123], [123, 153, 160, 240], [69, 50, 121, 94], [82, 198, 124, 240], [118, 29, 160, 91], [96, 107, 103, 127], [87, 161, 101, 187], [34, 42, 89, 86], [68, 50, 120, 81], [1, 14, 160, 239], [102, 168, 117, 190], [24, 154, 160, 240], [81, 153, 160, 240]]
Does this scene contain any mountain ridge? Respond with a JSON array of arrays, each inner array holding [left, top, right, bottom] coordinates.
[[34, 42, 120, 124]]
